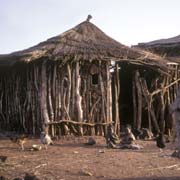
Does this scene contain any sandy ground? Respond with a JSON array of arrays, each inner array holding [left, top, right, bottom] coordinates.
[[0, 135, 180, 180]]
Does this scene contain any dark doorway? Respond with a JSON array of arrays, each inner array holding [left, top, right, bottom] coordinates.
[[118, 63, 134, 129]]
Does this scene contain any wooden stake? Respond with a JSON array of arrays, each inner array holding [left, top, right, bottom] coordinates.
[[135, 70, 142, 130]]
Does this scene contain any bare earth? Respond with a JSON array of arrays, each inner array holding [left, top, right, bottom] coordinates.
[[0, 135, 180, 180]]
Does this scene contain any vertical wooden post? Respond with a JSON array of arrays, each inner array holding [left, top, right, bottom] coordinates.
[[41, 61, 49, 124], [99, 72, 106, 134], [66, 63, 71, 114], [140, 78, 160, 133], [132, 78, 137, 129], [172, 111, 180, 153], [135, 70, 142, 130], [52, 64, 57, 127], [106, 63, 110, 123], [47, 68, 54, 120], [175, 64, 178, 97], [71, 67, 75, 119], [114, 63, 120, 134], [106, 62, 112, 124], [109, 63, 113, 124], [140, 78, 152, 132], [75, 61, 83, 135]]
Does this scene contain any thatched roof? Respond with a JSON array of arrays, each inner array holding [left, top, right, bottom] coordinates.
[[136, 35, 180, 59], [138, 35, 180, 47], [0, 19, 170, 71]]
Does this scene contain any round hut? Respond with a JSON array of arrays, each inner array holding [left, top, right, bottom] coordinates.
[[0, 17, 173, 136]]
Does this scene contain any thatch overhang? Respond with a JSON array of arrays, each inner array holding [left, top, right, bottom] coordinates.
[[0, 20, 170, 73]]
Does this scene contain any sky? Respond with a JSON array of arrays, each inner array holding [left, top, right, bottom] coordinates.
[[0, 0, 180, 54]]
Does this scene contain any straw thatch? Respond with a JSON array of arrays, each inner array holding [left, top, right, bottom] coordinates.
[[136, 35, 180, 60], [0, 20, 169, 72], [138, 35, 180, 47]]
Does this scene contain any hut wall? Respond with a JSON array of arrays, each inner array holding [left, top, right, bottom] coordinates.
[[113, 62, 180, 136], [0, 59, 111, 136]]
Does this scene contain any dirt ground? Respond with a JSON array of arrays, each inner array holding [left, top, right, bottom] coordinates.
[[0, 134, 180, 180]]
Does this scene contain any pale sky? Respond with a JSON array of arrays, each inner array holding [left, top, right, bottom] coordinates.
[[1, 0, 180, 54]]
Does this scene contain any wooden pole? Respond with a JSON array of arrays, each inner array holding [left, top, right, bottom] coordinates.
[[140, 78, 160, 133], [159, 91, 165, 133], [140, 78, 152, 132], [75, 61, 83, 135], [114, 64, 120, 134], [132, 78, 137, 129], [41, 61, 49, 124], [106, 62, 112, 124], [135, 70, 142, 130]]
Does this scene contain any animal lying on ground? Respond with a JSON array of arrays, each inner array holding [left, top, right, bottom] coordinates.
[[9, 134, 28, 150]]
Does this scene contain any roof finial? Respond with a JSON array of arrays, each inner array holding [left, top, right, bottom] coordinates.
[[86, 15, 92, 22]]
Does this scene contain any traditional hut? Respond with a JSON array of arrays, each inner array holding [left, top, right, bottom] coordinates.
[[0, 17, 175, 136], [135, 35, 180, 136]]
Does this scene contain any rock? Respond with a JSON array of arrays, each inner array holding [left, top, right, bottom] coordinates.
[[31, 145, 42, 151], [73, 151, 79, 154], [98, 149, 105, 153], [84, 137, 96, 145]]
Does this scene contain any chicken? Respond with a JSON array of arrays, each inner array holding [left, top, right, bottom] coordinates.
[[40, 132, 53, 149], [156, 132, 165, 152], [9, 134, 28, 151]]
